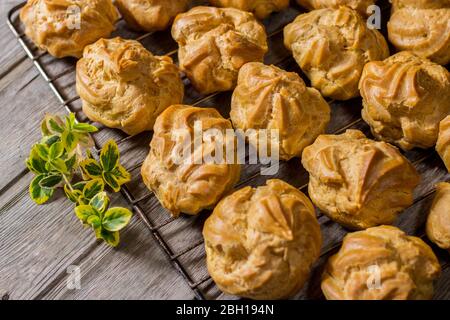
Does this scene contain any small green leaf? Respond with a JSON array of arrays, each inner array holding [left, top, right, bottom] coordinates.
[[64, 184, 81, 203], [102, 207, 132, 232], [26, 148, 47, 174], [103, 171, 120, 192], [89, 192, 109, 214], [61, 130, 78, 152], [48, 158, 67, 173], [65, 153, 77, 172], [72, 181, 88, 192], [65, 113, 76, 130], [74, 205, 96, 223], [80, 159, 103, 178], [41, 135, 60, 147], [73, 123, 98, 133], [49, 117, 64, 133], [87, 215, 102, 229], [35, 144, 49, 161], [29, 174, 54, 204], [41, 114, 64, 136], [100, 140, 119, 172], [48, 141, 64, 159], [83, 179, 104, 200], [39, 174, 62, 189], [111, 165, 131, 185], [96, 228, 119, 247]]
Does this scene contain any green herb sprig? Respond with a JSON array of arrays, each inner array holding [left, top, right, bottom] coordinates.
[[26, 113, 133, 247]]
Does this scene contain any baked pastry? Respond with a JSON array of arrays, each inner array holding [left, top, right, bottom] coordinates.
[[141, 105, 241, 217], [116, 0, 189, 32], [302, 130, 420, 230], [322, 226, 441, 300], [76, 37, 184, 136], [360, 51, 450, 151], [230, 62, 331, 160], [296, 0, 376, 16], [203, 179, 322, 299], [284, 6, 389, 100], [427, 182, 450, 250], [20, 0, 119, 58], [171, 6, 268, 94], [388, 0, 450, 65], [208, 0, 290, 19], [437, 116, 450, 172]]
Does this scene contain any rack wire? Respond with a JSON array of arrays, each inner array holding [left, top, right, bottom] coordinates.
[[7, 1, 448, 300]]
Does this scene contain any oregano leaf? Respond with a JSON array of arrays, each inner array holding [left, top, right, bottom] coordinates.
[[39, 174, 62, 189], [62, 130, 78, 152], [102, 207, 132, 232], [103, 171, 120, 192], [80, 159, 103, 178], [29, 174, 54, 205], [35, 144, 49, 161], [83, 179, 104, 200], [100, 140, 119, 172], [48, 141, 64, 159], [74, 205, 97, 224], [73, 123, 98, 133], [89, 192, 109, 214]]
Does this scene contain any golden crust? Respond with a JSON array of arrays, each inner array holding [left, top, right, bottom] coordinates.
[[230, 62, 331, 160], [208, 0, 290, 19], [437, 116, 450, 172], [388, 0, 450, 65], [284, 6, 389, 100], [116, 0, 189, 32], [20, 0, 119, 58], [296, 0, 376, 16], [322, 225, 441, 300], [360, 51, 450, 151], [426, 182, 450, 250], [141, 105, 241, 217], [203, 179, 322, 299], [76, 37, 184, 136], [302, 130, 420, 230], [171, 6, 268, 94]]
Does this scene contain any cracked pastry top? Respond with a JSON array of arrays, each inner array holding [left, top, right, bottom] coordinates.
[[230, 62, 331, 160], [141, 105, 241, 217], [171, 6, 268, 94], [295, 0, 376, 16], [284, 6, 389, 100], [302, 129, 420, 230], [115, 0, 189, 32], [359, 51, 450, 151], [20, 0, 119, 58], [388, 0, 450, 65], [437, 116, 450, 172], [322, 225, 441, 300], [208, 0, 290, 19], [426, 182, 450, 250], [76, 37, 184, 136], [203, 179, 322, 299]]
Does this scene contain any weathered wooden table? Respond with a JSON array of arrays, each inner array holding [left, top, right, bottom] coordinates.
[[0, 0, 449, 300]]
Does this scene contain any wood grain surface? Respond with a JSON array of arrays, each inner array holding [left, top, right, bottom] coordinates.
[[0, 0, 448, 300]]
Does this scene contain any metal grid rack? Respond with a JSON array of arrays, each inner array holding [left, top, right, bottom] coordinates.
[[7, 1, 449, 300]]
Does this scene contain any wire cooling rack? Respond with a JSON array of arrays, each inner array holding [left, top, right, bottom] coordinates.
[[7, 1, 450, 300]]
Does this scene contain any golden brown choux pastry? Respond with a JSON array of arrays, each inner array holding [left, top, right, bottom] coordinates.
[[302, 130, 420, 230], [171, 6, 268, 94], [203, 179, 322, 299], [141, 105, 241, 217], [208, 0, 289, 19], [76, 37, 184, 136], [116, 0, 189, 32], [284, 6, 389, 100], [20, 0, 119, 58], [388, 0, 450, 65], [230, 62, 331, 160], [296, 0, 376, 16], [359, 51, 450, 151], [437, 116, 450, 172], [427, 182, 450, 250], [322, 225, 441, 300]]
